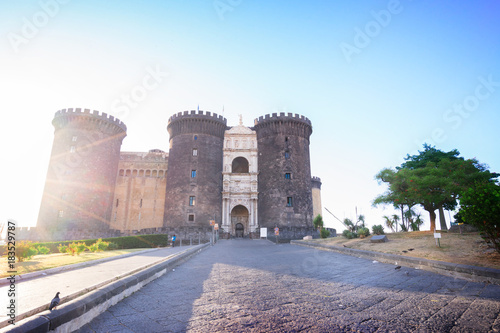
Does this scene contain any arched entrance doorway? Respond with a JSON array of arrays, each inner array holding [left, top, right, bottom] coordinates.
[[235, 223, 244, 237], [231, 205, 249, 237]]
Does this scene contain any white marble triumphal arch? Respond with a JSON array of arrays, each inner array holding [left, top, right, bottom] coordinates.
[[221, 117, 258, 237]]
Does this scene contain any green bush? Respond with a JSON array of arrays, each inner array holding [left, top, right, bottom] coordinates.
[[320, 228, 330, 238], [30, 234, 169, 254], [35, 245, 50, 255], [16, 241, 38, 262], [342, 230, 356, 239], [57, 244, 68, 254], [371, 225, 385, 235], [358, 227, 370, 238]]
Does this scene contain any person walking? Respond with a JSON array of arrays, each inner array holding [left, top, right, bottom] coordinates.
[[172, 234, 176, 247]]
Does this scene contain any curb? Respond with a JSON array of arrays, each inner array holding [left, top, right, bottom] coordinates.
[[291, 240, 500, 285], [0, 248, 161, 286], [2, 243, 210, 333]]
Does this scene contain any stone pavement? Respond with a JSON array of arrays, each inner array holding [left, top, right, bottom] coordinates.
[[0, 244, 205, 331], [76, 239, 500, 332]]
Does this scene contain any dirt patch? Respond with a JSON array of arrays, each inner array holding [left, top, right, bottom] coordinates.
[[317, 231, 500, 270]]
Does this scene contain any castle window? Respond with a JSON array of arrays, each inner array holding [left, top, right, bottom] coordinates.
[[145, 170, 151, 177], [70, 146, 76, 153], [119, 169, 124, 176], [116, 199, 119, 207], [72, 136, 77, 142], [191, 170, 197, 178], [286, 197, 293, 207], [285, 152, 290, 159], [58, 210, 64, 218], [285, 137, 288, 142], [285, 173, 291, 179], [139, 170, 144, 177], [152, 170, 157, 177], [139, 199, 143, 208], [232, 157, 249, 173], [189, 196, 196, 206], [188, 214, 195, 222], [132, 170, 138, 177], [192, 148, 198, 156], [194, 135, 198, 141]]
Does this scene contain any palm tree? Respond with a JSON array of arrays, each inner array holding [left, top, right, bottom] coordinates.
[[383, 215, 395, 233]]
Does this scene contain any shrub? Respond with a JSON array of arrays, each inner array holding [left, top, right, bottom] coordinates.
[[66, 242, 86, 256], [16, 241, 38, 262], [87, 243, 99, 252], [35, 246, 50, 255], [372, 225, 385, 235], [57, 244, 68, 254], [97, 239, 111, 251], [460, 182, 500, 253], [342, 230, 356, 239], [358, 227, 370, 238], [320, 228, 330, 238]]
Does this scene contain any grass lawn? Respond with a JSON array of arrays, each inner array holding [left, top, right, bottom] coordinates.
[[1, 248, 148, 278]]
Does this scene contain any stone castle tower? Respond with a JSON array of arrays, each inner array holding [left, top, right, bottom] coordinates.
[[253, 114, 314, 229], [164, 111, 227, 229], [37, 108, 126, 240], [36, 109, 322, 241]]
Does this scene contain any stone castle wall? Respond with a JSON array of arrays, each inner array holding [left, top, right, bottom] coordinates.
[[34, 109, 322, 242], [110, 150, 168, 232]]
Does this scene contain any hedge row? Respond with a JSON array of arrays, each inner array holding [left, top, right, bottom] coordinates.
[[0, 234, 169, 255]]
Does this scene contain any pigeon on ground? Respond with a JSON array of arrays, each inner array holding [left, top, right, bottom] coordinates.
[[395, 266, 402, 270], [402, 250, 408, 253], [408, 248, 414, 251], [49, 292, 60, 311]]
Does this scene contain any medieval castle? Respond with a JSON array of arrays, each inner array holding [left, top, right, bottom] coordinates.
[[33, 108, 323, 242]]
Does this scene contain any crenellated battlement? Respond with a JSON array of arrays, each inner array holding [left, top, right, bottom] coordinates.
[[168, 110, 227, 125], [53, 108, 127, 132], [254, 112, 311, 126], [253, 112, 312, 140], [311, 176, 322, 189]]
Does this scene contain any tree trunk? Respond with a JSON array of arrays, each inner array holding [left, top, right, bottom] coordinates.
[[439, 206, 448, 231], [428, 209, 436, 232], [400, 205, 404, 232]]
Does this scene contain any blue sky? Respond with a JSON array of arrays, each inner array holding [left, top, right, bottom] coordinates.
[[1, 0, 499, 232]]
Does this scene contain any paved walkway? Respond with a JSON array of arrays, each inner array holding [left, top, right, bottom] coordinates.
[[75, 239, 500, 332], [0, 244, 203, 329]]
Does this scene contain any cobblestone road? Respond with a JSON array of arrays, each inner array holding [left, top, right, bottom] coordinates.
[[77, 239, 500, 332]]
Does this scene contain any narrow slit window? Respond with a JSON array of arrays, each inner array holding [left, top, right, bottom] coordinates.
[[189, 196, 196, 206], [191, 170, 197, 178], [116, 199, 119, 207], [285, 173, 291, 179], [286, 197, 293, 207]]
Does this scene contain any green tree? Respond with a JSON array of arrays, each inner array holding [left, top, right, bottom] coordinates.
[[374, 145, 498, 232], [459, 182, 500, 253], [313, 214, 324, 230]]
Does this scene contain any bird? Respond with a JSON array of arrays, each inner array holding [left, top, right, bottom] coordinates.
[[408, 248, 415, 251], [395, 266, 402, 270], [49, 292, 60, 311], [402, 250, 408, 253]]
